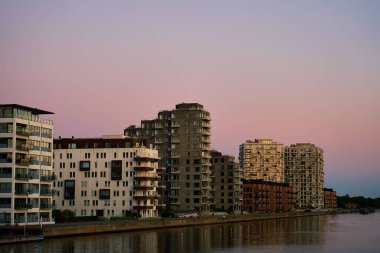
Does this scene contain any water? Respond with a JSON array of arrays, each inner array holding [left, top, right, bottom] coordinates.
[[2, 212, 380, 253]]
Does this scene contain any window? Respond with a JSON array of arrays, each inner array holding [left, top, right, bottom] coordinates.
[[80, 161, 90, 171], [99, 189, 110, 199]]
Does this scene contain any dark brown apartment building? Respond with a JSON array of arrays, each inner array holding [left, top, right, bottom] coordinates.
[[323, 188, 337, 209], [242, 180, 296, 212]]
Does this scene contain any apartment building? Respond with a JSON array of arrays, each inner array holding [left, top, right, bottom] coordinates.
[[0, 104, 54, 225], [242, 180, 296, 212], [284, 143, 324, 209], [125, 103, 212, 212], [239, 139, 285, 183], [323, 188, 337, 209], [211, 150, 242, 213], [53, 135, 161, 218]]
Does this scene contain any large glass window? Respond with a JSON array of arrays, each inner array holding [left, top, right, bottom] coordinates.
[[41, 127, 52, 138], [0, 123, 12, 133]]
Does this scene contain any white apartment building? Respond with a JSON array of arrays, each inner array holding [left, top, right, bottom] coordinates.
[[53, 135, 161, 218], [239, 139, 285, 183], [0, 104, 54, 225]]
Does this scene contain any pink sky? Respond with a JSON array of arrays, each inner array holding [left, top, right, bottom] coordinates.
[[1, 1, 379, 197]]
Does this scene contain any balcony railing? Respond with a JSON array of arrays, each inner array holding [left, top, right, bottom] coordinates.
[[14, 204, 32, 210], [0, 173, 12, 178], [16, 129, 31, 136], [15, 159, 29, 166], [0, 204, 12, 208], [40, 203, 53, 209], [29, 160, 40, 165], [0, 158, 12, 163], [41, 175, 56, 181], [41, 133, 52, 138], [16, 144, 30, 151], [40, 189, 55, 195]]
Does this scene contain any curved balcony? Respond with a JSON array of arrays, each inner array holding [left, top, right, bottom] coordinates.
[[133, 194, 158, 200], [134, 166, 154, 172], [134, 175, 159, 181], [156, 167, 166, 173], [134, 155, 159, 162], [133, 205, 154, 210], [134, 185, 155, 190]]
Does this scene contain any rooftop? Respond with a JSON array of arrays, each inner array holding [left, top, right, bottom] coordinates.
[[0, 104, 54, 115]]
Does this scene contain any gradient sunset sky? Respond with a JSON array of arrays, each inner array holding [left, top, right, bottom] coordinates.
[[1, 1, 379, 197]]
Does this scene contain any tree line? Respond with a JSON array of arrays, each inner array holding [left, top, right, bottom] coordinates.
[[337, 195, 380, 209]]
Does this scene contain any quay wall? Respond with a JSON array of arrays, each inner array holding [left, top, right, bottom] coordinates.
[[0, 210, 349, 244], [42, 211, 342, 238]]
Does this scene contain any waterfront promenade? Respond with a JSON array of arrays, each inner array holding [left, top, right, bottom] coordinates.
[[0, 210, 346, 244]]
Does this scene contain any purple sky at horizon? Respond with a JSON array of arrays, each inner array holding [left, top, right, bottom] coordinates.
[[1, 1, 379, 197]]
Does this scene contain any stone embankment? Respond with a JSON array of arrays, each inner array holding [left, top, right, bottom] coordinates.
[[0, 210, 348, 244], [43, 210, 344, 238]]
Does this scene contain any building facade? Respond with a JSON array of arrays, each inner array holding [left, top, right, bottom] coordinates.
[[125, 103, 212, 212], [323, 188, 337, 209], [239, 139, 285, 183], [53, 135, 161, 218], [242, 180, 296, 212], [0, 104, 54, 225], [284, 143, 324, 209], [211, 150, 242, 213]]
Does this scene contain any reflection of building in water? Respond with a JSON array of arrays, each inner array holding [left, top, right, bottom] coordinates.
[[156, 226, 212, 253], [240, 216, 326, 246], [3, 214, 330, 253], [208, 222, 244, 249], [242, 179, 296, 212]]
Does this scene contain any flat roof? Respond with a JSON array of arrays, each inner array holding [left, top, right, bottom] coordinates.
[[0, 104, 54, 115]]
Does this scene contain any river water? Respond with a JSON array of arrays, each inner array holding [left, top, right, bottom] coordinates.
[[2, 212, 380, 253]]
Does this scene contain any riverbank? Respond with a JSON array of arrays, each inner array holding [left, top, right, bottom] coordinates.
[[0, 210, 351, 244]]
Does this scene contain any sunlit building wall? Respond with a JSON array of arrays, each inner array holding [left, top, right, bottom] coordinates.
[[239, 139, 285, 183], [0, 104, 54, 225], [285, 143, 324, 208], [53, 135, 161, 218]]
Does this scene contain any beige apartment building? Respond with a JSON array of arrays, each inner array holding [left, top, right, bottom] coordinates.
[[53, 135, 161, 218], [239, 139, 285, 183], [125, 103, 212, 212], [0, 104, 54, 225], [211, 151, 242, 213], [284, 143, 324, 209]]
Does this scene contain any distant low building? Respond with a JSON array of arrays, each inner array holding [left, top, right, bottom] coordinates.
[[242, 180, 296, 213], [323, 188, 337, 209], [53, 135, 163, 218], [344, 202, 358, 209]]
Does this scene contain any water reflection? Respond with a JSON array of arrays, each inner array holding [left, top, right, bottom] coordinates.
[[5, 213, 380, 253]]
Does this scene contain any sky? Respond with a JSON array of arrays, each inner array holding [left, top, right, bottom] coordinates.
[[1, 1, 379, 197]]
